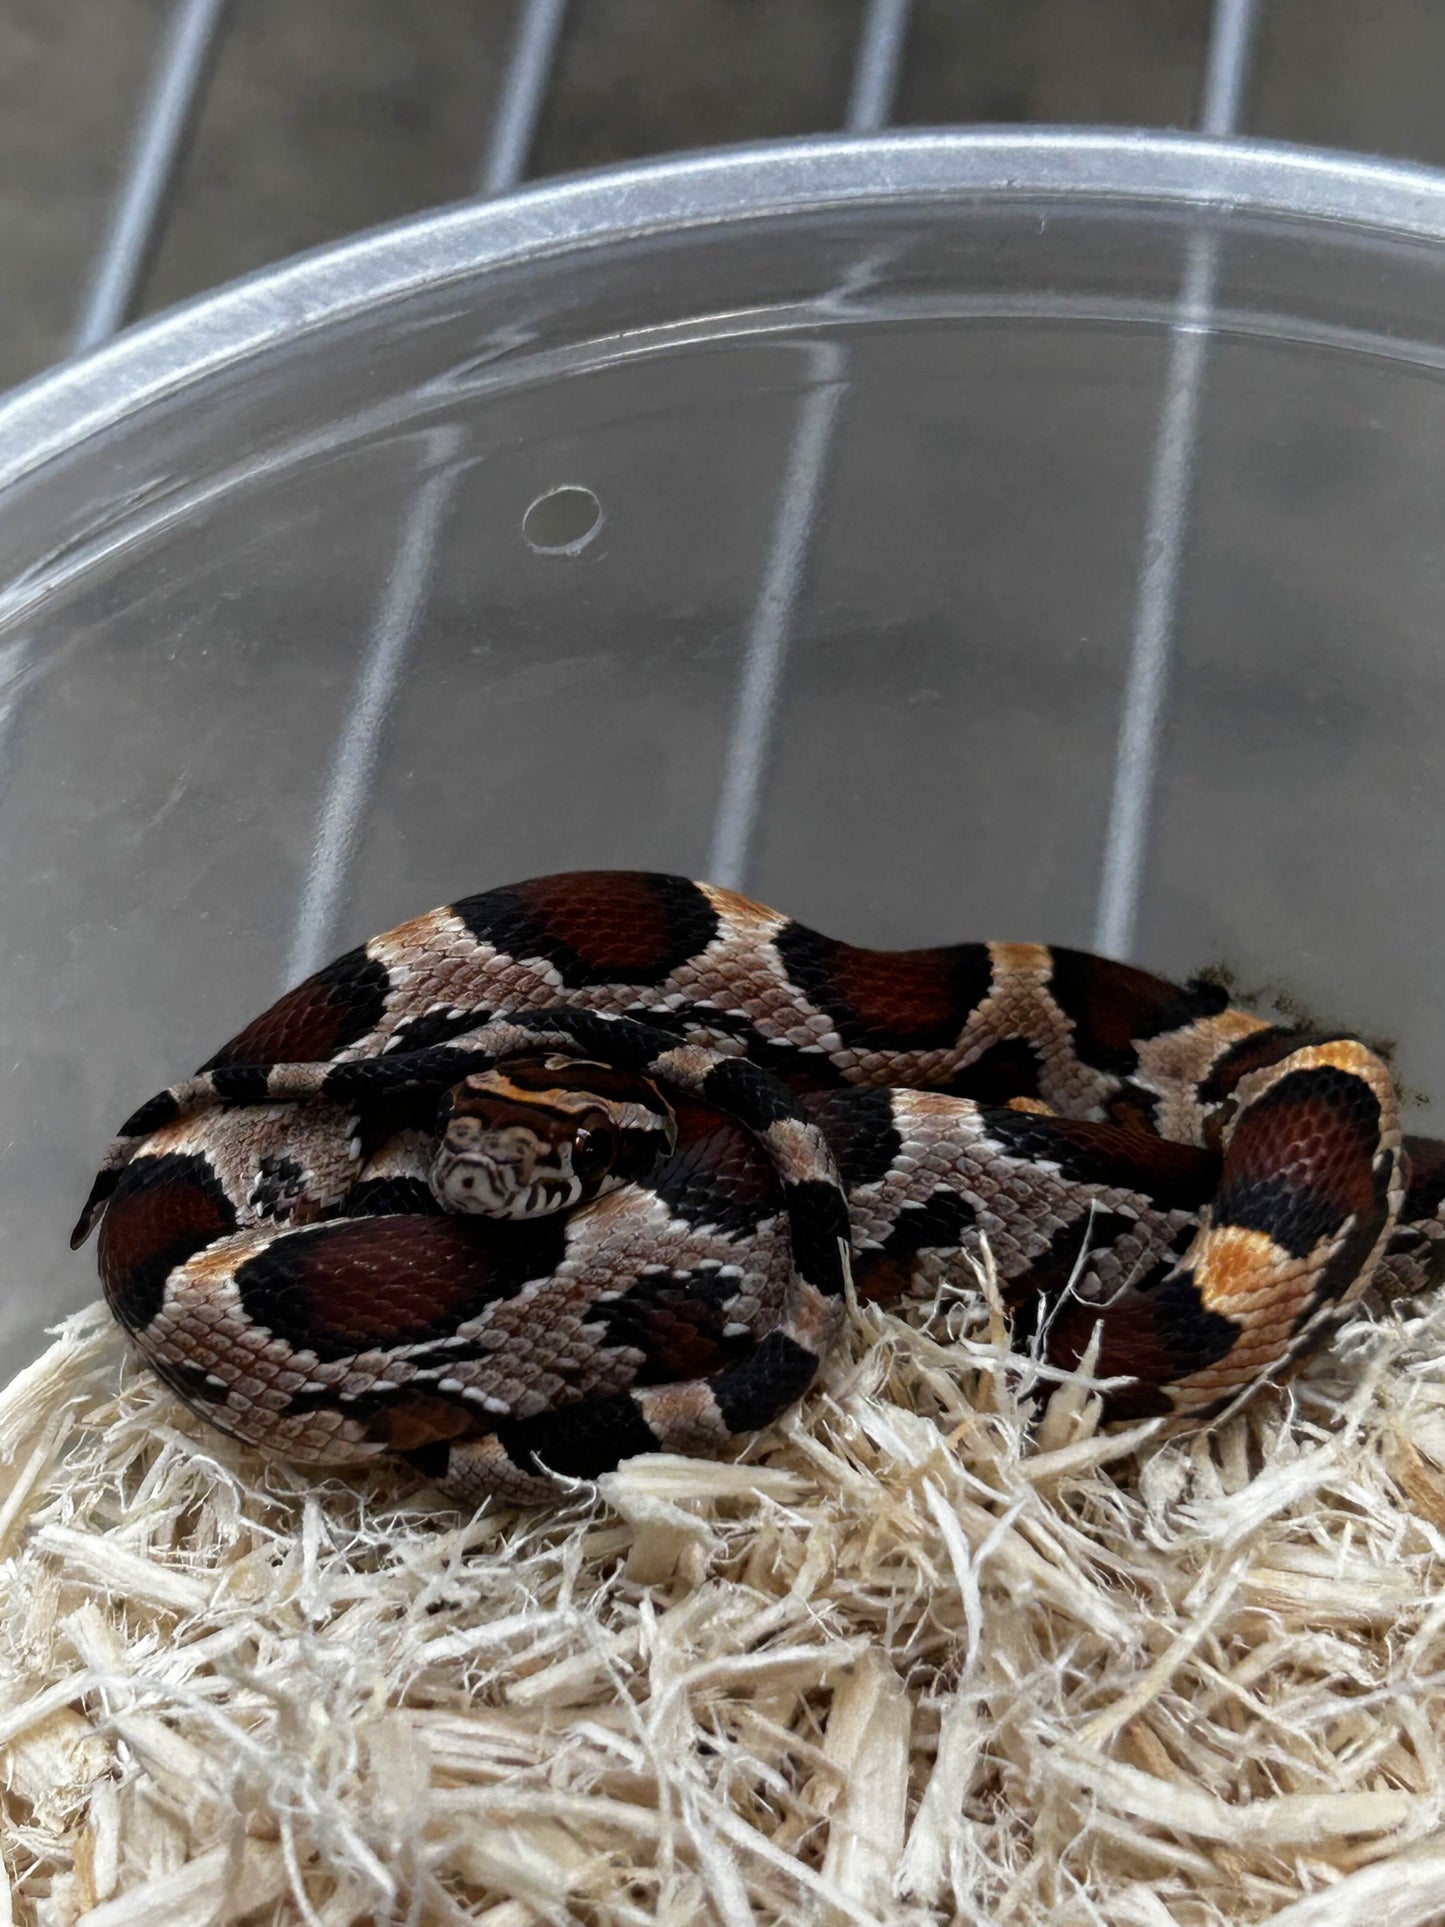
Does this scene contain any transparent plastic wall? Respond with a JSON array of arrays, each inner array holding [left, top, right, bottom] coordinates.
[[2, 136, 1444, 1369]]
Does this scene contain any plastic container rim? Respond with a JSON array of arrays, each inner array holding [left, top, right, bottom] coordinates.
[[4, 125, 1445, 494]]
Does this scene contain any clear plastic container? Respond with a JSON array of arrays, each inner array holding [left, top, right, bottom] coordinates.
[[4, 129, 1445, 1372]]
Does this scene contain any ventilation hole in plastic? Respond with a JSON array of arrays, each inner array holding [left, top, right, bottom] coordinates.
[[522, 485, 603, 555]]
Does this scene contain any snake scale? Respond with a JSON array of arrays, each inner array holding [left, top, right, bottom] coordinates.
[[75, 871, 1445, 1505]]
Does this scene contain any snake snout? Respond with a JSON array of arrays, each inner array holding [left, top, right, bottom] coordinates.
[[432, 1118, 533, 1217], [429, 1114, 590, 1219], [430, 1068, 638, 1219]]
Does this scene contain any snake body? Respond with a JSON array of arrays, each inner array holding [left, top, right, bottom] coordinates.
[[76, 872, 1445, 1504]]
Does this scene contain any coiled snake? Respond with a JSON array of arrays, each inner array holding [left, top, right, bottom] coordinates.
[[75, 872, 1445, 1505]]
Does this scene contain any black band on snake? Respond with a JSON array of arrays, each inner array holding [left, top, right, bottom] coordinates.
[[74, 871, 1445, 1505]]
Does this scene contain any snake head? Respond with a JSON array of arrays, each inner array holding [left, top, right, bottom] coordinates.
[[429, 1055, 677, 1219]]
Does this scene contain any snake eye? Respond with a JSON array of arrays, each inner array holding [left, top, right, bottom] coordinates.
[[571, 1122, 618, 1181]]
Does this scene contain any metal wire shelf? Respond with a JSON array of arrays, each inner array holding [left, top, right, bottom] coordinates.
[[56, 0, 1266, 973]]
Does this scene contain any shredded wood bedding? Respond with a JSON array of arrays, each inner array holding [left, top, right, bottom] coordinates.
[[5, 1268, 1445, 1927]]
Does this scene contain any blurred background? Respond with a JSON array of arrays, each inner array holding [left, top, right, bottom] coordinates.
[[8, 0, 1445, 396]]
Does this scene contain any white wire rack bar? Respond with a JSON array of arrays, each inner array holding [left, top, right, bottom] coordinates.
[[705, 349, 846, 888], [847, 0, 914, 136], [1091, 0, 1260, 959], [705, 0, 915, 890], [479, 0, 570, 200], [71, 0, 230, 356], [283, 445, 462, 984], [284, 0, 571, 981], [4, 0, 229, 799]]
